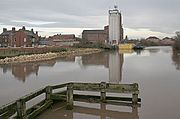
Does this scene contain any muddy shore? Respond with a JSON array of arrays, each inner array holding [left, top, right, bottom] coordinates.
[[0, 48, 102, 64]]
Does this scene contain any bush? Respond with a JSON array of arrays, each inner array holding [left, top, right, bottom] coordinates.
[[173, 36, 180, 51], [50, 48, 68, 53]]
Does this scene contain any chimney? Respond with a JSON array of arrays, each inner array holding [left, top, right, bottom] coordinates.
[[36, 31, 38, 35], [12, 27, 16, 32], [22, 26, 26, 30], [3, 28, 7, 32]]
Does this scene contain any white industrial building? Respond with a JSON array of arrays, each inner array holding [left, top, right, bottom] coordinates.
[[108, 6, 123, 45]]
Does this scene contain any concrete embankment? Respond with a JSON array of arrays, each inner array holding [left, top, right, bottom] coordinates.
[[0, 48, 102, 64]]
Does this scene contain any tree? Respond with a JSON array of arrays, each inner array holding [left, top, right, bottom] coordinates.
[[173, 32, 180, 50]]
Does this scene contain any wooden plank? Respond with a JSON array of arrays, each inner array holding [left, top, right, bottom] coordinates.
[[45, 86, 52, 100], [66, 83, 73, 110], [52, 83, 69, 90], [27, 100, 53, 119], [72, 83, 139, 94], [26, 100, 46, 115], [51, 94, 66, 101], [23, 88, 45, 102], [73, 94, 141, 103], [16, 99, 27, 119], [105, 100, 141, 107], [51, 94, 141, 103], [106, 96, 141, 102], [106, 83, 139, 93], [0, 109, 16, 119], [0, 102, 16, 114], [53, 90, 67, 95], [73, 83, 101, 91]]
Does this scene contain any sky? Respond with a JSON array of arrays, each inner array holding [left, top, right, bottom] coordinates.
[[0, 0, 180, 39]]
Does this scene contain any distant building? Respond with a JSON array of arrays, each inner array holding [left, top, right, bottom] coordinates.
[[0, 28, 15, 47], [49, 34, 75, 41], [81, 6, 124, 45], [176, 31, 180, 37], [82, 29, 108, 43], [160, 37, 175, 46], [108, 6, 123, 45], [38, 37, 54, 46], [0, 26, 39, 47], [48, 34, 79, 46], [146, 36, 160, 43]]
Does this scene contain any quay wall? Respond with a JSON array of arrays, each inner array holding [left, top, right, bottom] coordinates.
[[0, 48, 102, 64]]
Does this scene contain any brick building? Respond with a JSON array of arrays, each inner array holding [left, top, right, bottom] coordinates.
[[82, 26, 109, 44], [49, 34, 75, 41], [48, 34, 78, 46], [0, 26, 39, 47], [0, 28, 15, 47], [160, 37, 175, 46], [145, 36, 160, 44]]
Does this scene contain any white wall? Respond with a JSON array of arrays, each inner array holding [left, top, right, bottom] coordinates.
[[109, 10, 120, 45]]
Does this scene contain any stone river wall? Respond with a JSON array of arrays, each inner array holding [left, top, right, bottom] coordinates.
[[0, 48, 102, 64]]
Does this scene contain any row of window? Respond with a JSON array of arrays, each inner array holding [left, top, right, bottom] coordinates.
[[0, 38, 27, 42]]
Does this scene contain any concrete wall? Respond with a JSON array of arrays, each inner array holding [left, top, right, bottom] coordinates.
[[109, 9, 121, 45]]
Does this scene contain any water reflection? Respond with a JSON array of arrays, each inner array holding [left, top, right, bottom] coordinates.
[[145, 47, 160, 53], [81, 51, 124, 83], [12, 63, 39, 82], [134, 50, 142, 55], [81, 52, 109, 67], [0, 52, 124, 83], [109, 52, 124, 83], [0, 60, 56, 82], [172, 50, 180, 70], [37, 103, 139, 119], [1, 47, 179, 83], [1, 47, 180, 119]]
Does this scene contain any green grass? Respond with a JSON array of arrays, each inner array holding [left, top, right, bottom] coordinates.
[[0, 48, 69, 59], [0, 50, 30, 59]]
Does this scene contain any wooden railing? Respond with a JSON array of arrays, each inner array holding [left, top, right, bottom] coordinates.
[[0, 82, 141, 119]]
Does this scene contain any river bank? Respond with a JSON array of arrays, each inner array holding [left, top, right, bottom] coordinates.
[[0, 48, 102, 64]]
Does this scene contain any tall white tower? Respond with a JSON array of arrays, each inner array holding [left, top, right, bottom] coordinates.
[[109, 6, 123, 45]]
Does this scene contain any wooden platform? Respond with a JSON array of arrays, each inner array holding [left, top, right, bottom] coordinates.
[[0, 82, 141, 119]]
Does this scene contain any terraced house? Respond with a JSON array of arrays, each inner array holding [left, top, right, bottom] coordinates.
[[0, 26, 39, 47]]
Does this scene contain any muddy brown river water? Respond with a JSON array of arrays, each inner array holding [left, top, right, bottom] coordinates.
[[0, 46, 180, 119]]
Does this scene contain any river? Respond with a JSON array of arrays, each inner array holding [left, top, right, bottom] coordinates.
[[0, 46, 180, 119]]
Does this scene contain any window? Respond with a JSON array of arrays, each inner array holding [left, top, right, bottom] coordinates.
[[24, 38, 26, 42]]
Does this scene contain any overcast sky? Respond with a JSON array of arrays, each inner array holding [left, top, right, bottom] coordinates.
[[0, 0, 180, 38]]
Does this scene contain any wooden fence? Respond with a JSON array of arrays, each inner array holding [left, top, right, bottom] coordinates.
[[0, 82, 141, 119]]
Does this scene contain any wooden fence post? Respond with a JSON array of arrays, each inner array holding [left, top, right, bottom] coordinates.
[[16, 99, 27, 119], [100, 103, 106, 119], [132, 93, 138, 104], [100, 82, 106, 103], [46, 86, 52, 101], [132, 83, 139, 104], [66, 83, 73, 110]]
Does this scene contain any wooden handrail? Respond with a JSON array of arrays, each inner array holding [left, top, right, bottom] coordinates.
[[0, 82, 140, 119]]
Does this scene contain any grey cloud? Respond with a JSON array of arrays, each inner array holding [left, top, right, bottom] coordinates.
[[0, 0, 180, 36]]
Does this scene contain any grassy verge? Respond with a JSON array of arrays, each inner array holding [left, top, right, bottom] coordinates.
[[0, 47, 68, 59]]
